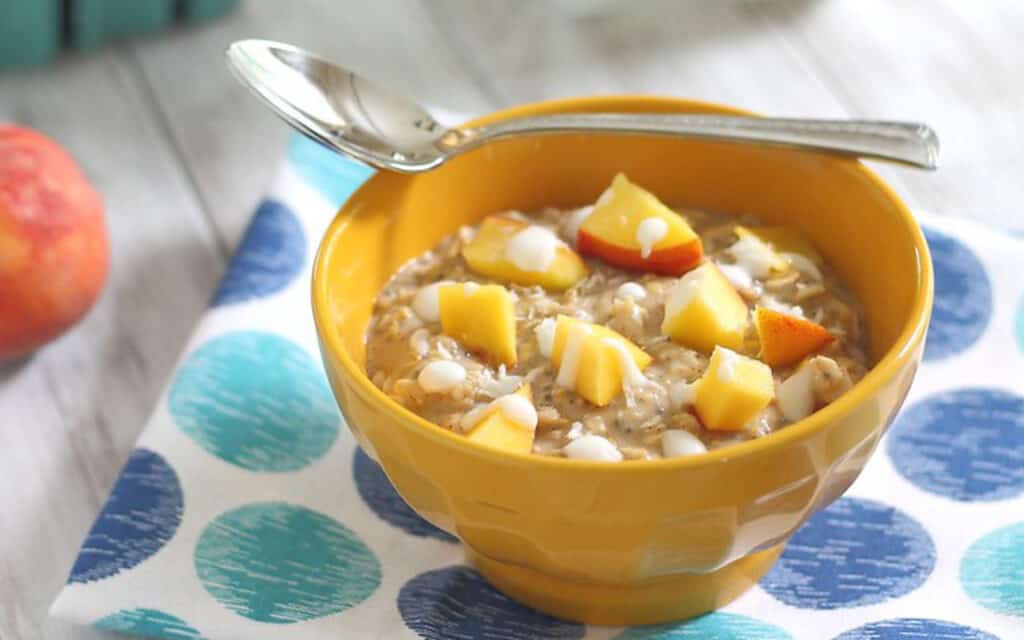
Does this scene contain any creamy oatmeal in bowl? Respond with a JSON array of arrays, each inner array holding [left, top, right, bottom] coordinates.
[[313, 95, 933, 625], [366, 173, 868, 461]]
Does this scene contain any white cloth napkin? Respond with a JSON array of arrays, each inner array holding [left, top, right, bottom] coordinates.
[[51, 133, 1024, 639]]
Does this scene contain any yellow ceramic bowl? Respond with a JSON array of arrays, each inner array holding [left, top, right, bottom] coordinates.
[[312, 96, 933, 625]]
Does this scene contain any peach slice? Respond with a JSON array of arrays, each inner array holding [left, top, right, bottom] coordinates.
[[577, 173, 703, 275], [695, 346, 775, 432], [465, 384, 537, 455], [755, 307, 834, 367], [550, 315, 651, 406], [438, 283, 517, 366], [734, 225, 826, 280], [462, 216, 587, 291], [661, 263, 749, 353], [735, 225, 823, 264]]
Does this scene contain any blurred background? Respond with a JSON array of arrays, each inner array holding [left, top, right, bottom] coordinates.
[[1, 1, 1022, 638]]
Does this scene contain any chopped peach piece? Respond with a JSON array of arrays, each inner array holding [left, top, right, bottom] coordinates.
[[775, 359, 816, 422], [466, 385, 536, 454], [735, 225, 823, 264], [755, 307, 834, 367], [577, 173, 703, 275], [661, 263, 749, 353], [438, 283, 517, 366], [462, 216, 587, 291], [695, 346, 775, 432], [550, 315, 651, 406]]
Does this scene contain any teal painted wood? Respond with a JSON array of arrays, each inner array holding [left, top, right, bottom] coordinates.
[[0, 0, 59, 68], [183, 0, 240, 21], [71, 0, 174, 49]]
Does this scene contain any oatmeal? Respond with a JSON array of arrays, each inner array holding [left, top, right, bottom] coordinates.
[[365, 173, 868, 461]]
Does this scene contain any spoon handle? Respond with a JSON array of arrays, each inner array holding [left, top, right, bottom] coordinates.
[[469, 114, 939, 169]]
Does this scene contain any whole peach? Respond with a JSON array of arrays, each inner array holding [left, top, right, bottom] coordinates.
[[0, 126, 108, 360]]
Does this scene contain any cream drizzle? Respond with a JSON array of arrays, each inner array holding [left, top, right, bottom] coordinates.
[[635, 217, 668, 259], [506, 225, 561, 272], [556, 324, 591, 388], [460, 391, 538, 431]]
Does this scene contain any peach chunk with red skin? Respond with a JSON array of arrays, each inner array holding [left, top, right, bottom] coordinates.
[[755, 307, 834, 367], [462, 215, 587, 291], [577, 173, 703, 276]]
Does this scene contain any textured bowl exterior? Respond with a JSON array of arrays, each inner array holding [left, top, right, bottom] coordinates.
[[312, 96, 933, 624]]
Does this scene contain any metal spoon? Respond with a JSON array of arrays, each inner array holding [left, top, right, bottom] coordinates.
[[226, 39, 939, 173]]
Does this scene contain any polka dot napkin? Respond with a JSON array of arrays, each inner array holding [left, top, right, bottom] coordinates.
[[51, 134, 1024, 639]]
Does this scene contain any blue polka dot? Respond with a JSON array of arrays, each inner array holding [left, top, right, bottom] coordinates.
[[93, 608, 204, 638], [168, 331, 339, 472], [194, 501, 381, 623], [68, 448, 182, 583], [210, 199, 306, 306], [923, 227, 992, 361], [614, 613, 791, 639], [887, 388, 1024, 501], [398, 566, 584, 639], [761, 497, 934, 609], [287, 134, 374, 206], [832, 618, 999, 639], [960, 520, 1024, 617], [353, 448, 457, 543]]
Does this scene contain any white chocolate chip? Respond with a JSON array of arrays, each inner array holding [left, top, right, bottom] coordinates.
[[417, 360, 466, 393], [615, 281, 647, 301], [412, 281, 450, 322], [662, 430, 708, 458], [564, 434, 624, 462]]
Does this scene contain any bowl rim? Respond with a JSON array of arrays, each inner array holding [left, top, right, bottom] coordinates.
[[312, 94, 934, 473]]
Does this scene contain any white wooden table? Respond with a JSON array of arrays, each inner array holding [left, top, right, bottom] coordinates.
[[1, 2, 1021, 638]]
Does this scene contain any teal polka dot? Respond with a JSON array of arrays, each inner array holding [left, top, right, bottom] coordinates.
[[93, 608, 204, 638], [168, 331, 339, 472], [960, 520, 1024, 617], [194, 501, 381, 623], [614, 612, 792, 639], [287, 133, 373, 206]]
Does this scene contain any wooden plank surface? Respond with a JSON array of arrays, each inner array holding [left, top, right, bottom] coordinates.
[[1, 2, 1022, 638], [130, 0, 497, 249], [0, 50, 224, 640], [752, 0, 1024, 232]]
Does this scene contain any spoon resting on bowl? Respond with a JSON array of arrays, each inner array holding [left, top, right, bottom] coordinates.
[[225, 39, 939, 174]]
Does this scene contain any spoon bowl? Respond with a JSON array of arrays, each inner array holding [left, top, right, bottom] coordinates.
[[226, 39, 940, 173], [227, 40, 446, 171]]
